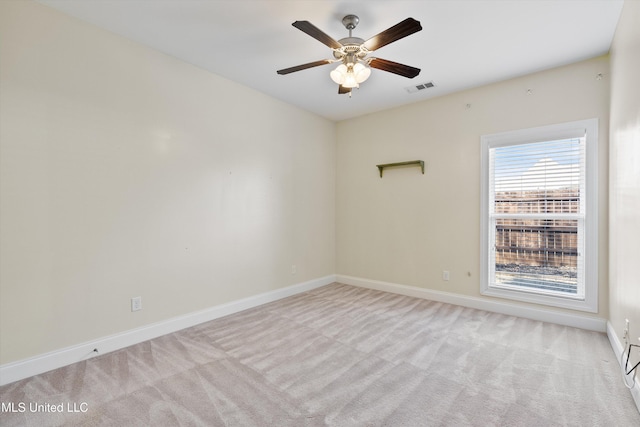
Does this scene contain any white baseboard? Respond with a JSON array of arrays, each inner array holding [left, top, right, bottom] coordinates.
[[0, 274, 616, 389], [0, 275, 335, 386], [607, 321, 640, 413], [336, 275, 607, 332]]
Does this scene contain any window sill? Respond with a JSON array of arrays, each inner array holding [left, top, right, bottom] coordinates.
[[481, 285, 597, 313]]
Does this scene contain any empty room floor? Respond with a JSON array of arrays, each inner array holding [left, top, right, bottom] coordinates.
[[1, 283, 638, 426]]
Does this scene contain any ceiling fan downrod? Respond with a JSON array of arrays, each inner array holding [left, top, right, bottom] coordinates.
[[342, 14, 359, 37]]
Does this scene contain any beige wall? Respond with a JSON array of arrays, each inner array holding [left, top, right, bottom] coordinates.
[[0, 1, 336, 364], [336, 56, 610, 318], [609, 1, 640, 344]]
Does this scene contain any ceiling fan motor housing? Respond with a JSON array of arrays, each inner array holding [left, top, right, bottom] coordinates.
[[333, 39, 367, 61]]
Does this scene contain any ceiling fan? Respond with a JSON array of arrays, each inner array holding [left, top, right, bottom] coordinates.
[[277, 15, 422, 96]]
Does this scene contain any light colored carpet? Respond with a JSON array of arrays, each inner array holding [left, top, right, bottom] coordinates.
[[1, 283, 638, 426]]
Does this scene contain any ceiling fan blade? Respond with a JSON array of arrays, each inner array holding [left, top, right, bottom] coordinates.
[[277, 59, 333, 75], [292, 21, 343, 49], [338, 85, 352, 94], [363, 18, 422, 51], [369, 58, 421, 78]]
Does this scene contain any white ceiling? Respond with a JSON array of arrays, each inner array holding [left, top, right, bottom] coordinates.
[[37, 0, 624, 122]]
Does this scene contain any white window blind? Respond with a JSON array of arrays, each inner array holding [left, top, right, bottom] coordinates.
[[489, 137, 586, 299]]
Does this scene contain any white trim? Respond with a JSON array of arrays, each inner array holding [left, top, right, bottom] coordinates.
[[336, 274, 607, 332], [0, 275, 335, 386], [480, 118, 599, 313], [607, 321, 640, 413]]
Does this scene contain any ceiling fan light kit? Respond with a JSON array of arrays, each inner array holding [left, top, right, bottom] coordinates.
[[330, 62, 371, 88], [277, 14, 422, 96]]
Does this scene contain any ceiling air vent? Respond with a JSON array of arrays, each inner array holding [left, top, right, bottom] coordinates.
[[405, 81, 435, 94]]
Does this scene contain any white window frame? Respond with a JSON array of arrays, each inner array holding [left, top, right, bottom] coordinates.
[[480, 119, 598, 313]]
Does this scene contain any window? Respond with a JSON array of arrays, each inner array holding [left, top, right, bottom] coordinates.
[[480, 119, 598, 312]]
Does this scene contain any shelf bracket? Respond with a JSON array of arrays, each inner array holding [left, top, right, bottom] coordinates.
[[376, 160, 424, 178]]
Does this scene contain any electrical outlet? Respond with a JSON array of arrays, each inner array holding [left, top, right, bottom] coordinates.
[[442, 270, 450, 281], [291, 265, 297, 275], [131, 296, 142, 312]]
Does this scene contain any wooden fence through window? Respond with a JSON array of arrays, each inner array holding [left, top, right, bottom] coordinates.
[[494, 189, 579, 269]]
